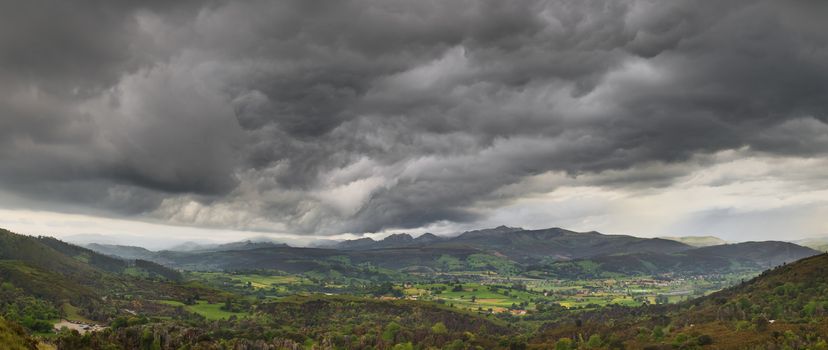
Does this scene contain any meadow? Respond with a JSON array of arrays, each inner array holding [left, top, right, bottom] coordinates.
[[157, 300, 249, 320]]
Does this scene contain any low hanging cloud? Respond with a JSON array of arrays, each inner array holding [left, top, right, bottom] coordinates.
[[1, 0, 827, 236]]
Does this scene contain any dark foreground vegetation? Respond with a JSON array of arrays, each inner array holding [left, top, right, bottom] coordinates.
[[1, 227, 827, 349]]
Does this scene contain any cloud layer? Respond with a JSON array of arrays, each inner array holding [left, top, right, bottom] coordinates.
[[1, 0, 827, 237]]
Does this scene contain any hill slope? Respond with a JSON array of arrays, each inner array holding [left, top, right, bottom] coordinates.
[[538, 253, 828, 349], [0, 228, 212, 325]]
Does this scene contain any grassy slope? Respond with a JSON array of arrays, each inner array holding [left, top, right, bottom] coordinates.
[[0, 317, 37, 350]]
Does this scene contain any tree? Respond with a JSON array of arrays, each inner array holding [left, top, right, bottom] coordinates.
[[382, 321, 401, 342], [651, 326, 664, 340], [431, 322, 447, 334], [221, 298, 233, 311]]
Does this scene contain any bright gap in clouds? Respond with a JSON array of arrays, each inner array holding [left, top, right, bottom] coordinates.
[[0, 209, 360, 250]]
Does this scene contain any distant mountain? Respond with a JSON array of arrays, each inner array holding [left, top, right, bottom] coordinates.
[[155, 245, 482, 273], [692, 241, 820, 266], [167, 241, 208, 252], [335, 237, 378, 250], [83, 226, 819, 280], [659, 235, 727, 247], [455, 225, 524, 238], [335, 232, 444, 250], [86, 243, 157, 260], [208, 240, 289, 252], [447, 227, 692, 263], [167, 239, 289, 253], [334, 226, 692, 263], [62, 233, 180, 250], [537, 241, 821, 278], [414, 232, 443, 243]]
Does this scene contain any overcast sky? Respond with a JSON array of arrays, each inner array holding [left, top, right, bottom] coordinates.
[[1, 0, 827, 246]]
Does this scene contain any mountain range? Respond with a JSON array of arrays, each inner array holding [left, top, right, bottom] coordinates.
[[84, 226, 821, 278]]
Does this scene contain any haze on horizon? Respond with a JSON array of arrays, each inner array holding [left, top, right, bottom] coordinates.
[[1, 0, 827, 247]]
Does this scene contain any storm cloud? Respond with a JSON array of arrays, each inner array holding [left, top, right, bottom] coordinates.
[[1, 0, 827, 236]]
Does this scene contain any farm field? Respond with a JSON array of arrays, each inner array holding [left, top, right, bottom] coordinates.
[[187, 271, 316, 295], [397, 272, 756, 314], [184, 269, 757, 316], [157, 300, 249, 320]]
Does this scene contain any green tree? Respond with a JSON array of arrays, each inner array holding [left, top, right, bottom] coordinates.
[[431, 322, 447, 334], [382, 321, 401, 342]]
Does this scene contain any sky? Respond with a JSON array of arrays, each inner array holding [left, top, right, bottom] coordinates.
[[1, 0, 827, 247]]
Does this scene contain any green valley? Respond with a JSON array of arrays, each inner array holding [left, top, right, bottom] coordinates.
[[1, 227, 827, 349]]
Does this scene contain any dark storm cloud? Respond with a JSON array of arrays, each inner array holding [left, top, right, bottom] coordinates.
[[1, 0, 827, 234]]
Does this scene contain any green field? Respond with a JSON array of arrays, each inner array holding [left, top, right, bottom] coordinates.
[[397, 273, 753, 314], [188, 271, 316, 295], [184, 269, 754, 316], [402, 283, 541, 313], [158, 300, 248, 320]]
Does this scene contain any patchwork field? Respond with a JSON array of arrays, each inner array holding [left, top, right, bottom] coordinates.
[[158, 300, 249, 320]]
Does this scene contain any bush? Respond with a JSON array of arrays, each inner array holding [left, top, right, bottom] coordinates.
[[555, 338, 573, 350], [431, 322, 447, 334], [587, 334, 602, 348]]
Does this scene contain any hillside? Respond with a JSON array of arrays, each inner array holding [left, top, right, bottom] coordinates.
[[0, 229, 215, 326], [0, 318, 37, 350], [50, 295, 514, 349], [537, 253, 828, 349], [156, 245, 483, 276]]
